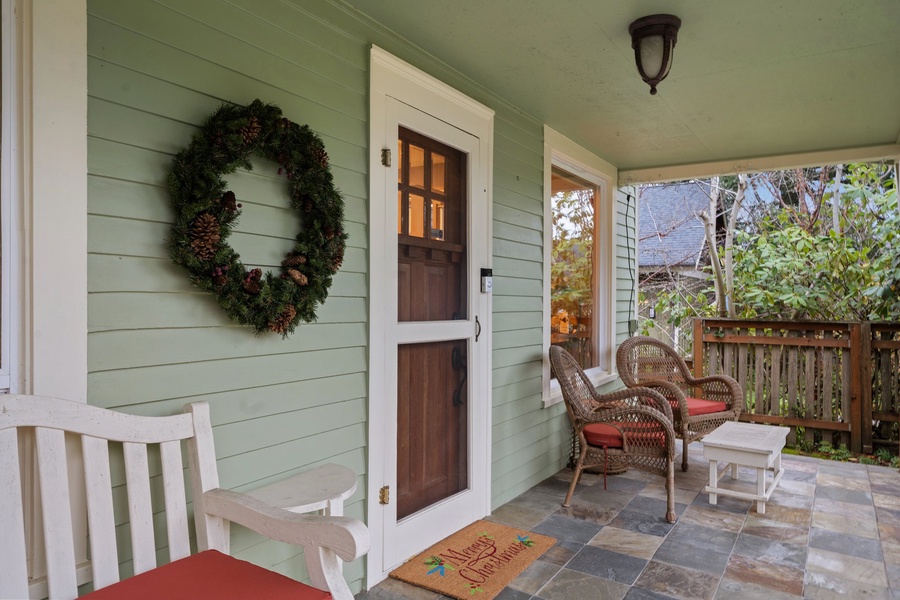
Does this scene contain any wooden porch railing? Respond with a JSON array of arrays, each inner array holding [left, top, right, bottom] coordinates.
[[692, 318, 900, 454]]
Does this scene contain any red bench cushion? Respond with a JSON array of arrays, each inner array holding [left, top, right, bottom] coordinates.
[[82, 549, 331, 600], [685, 397, 728, 416]]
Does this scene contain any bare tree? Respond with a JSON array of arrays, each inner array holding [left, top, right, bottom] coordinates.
[[700, 174, 747, 318]]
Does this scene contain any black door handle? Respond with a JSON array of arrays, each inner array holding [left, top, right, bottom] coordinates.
[[451, 345, 467, 407]]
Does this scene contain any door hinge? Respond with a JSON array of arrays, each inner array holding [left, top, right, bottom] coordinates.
[[379, 485, 390, 505], [381, 148, 392, 167]]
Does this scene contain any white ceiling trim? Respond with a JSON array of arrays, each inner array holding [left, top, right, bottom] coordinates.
[[618, 144, 900, 186]]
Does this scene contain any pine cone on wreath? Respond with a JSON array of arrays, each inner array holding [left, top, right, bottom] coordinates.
[[190, 213, 221, 261], [282, 253, 307, 268], [287, 268, 308, 286], [242, 268, 262, 295], [211, 265, 229, 287], [332, 248, 345, 272], [269, 304, 297, 335], [241, 116, 261, 145], [311, 146, 329, 168], [220, 191, 239, 212]]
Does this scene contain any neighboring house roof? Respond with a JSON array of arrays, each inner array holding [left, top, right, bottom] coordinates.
[[639, 181, 711, 269]]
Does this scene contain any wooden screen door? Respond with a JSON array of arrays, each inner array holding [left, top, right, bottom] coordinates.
[[381, 98, 490, 570]]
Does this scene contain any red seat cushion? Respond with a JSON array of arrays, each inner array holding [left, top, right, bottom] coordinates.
[[583, 421, 665, 448], [685, 397, 728, 416], [82, 550, 331, 600], [583, 422, 625, 447]]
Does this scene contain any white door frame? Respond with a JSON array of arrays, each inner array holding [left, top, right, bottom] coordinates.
[[367, 46, 494, 586]]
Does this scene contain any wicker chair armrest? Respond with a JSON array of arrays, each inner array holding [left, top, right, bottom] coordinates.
[[688, 375, 744, 415], [597, 386, 672, 423], [585, 386, 672, 424]]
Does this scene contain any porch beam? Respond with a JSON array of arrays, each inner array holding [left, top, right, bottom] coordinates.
[[618, 144, 900, 185]]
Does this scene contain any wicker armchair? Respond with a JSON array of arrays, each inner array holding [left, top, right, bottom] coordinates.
[[616, 336, 743, 472], [550, 346, 677, 523]]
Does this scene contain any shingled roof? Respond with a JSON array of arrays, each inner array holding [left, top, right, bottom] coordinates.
[[638, 181, 712, 269]]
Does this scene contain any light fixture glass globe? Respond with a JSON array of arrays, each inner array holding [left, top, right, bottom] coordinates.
[[638, 34, 665, 80]]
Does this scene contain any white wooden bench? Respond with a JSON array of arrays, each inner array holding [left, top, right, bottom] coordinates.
[[0, 395, 369, 600]]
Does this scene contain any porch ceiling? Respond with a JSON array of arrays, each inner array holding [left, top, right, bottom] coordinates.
[[336, 0, 900, 174]]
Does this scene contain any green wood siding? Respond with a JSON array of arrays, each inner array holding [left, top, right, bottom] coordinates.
[[87, 0, 638, 589], [87, 0, 370, 588]]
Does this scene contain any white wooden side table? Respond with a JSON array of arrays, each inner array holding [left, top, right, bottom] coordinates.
[[245, 463, 358, 517], [702, 421, 789, 515]]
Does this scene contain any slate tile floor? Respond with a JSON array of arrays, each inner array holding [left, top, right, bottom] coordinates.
[[357, 440, 900, 600]]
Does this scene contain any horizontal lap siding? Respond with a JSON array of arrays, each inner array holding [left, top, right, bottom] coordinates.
[[490, 115, 569, 509], [88, 0, 634, 587], [87, 0, 368, 590]]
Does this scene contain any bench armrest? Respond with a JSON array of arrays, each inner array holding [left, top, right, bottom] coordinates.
[[203, 488, 369, 562]]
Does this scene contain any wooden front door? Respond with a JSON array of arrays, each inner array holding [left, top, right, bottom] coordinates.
[[396, 127, 468, 519]]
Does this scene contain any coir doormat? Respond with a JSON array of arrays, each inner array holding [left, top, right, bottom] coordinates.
[[389, 520, 556, 600]]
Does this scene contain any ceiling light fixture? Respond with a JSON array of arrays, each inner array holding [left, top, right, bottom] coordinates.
[[629, 14, 681, 95]]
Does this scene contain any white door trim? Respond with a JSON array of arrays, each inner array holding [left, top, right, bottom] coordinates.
[[367, 46, 494, 587]]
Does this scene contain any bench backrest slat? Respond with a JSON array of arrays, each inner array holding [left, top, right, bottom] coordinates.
[[160, 439, 191, 561], [0, 428, 29, 599], [123, 442, 156, 575], [82, 435, 120, 589], [36, 427, 78, 599], [186, 402, 227, 552]]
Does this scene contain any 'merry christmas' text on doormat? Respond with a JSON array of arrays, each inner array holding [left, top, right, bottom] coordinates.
[[389, 520, 556, 599]]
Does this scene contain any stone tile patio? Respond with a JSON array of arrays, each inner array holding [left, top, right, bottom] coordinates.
[[357, 440, 900, 600]]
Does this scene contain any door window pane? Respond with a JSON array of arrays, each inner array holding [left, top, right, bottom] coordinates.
[[431, 154, 446, 193], [409, 145, 425, 188], [397, 139, 403, 184], [551, 168, 596, 370], [409, 194, 425, 238], [430, 200, 445, 240]]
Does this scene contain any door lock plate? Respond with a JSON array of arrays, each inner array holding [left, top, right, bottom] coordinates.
[[379, 485, 390, 505]]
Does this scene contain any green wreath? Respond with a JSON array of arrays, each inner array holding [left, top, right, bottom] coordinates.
[[168, 99, 347, 336]]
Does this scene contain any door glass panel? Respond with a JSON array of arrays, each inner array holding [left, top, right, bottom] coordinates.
[[397, 190, 403, 234], [398, 127, 467, 322], [431, 200, 445, 240], [409, 145, 425, 188], [431, 153, 446, 193], [550, 167, 597, 370], [397, 139, 403, 184], [409, 194, 425, 238], [397, 339, 468, 520]]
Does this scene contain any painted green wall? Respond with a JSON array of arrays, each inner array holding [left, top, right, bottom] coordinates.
[[86, 0, 636, 590]]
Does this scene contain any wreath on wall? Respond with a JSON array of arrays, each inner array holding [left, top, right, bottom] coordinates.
[[168, 99, 347, 336]]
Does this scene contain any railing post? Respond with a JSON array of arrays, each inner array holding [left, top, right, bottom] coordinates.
[[860, 321, 873, 454], [693, 318, 703, 380], [849, 323, 861, 453], [849, 322, 870, 454]]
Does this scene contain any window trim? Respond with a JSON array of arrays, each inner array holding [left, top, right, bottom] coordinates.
[[542, 127, 618, 406]]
